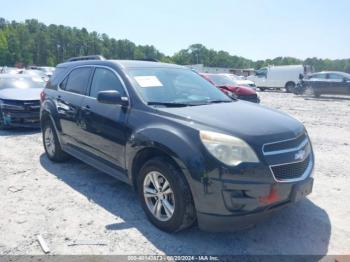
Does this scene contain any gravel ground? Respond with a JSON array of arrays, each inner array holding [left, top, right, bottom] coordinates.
[[0, 91, 349, 256]]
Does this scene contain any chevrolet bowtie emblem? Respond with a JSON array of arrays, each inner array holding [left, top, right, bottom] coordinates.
[[295, 149, 306, 161]]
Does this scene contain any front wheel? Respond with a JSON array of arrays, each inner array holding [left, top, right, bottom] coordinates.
[[137, 157, 196, 232], [42, 120, 69, 162]]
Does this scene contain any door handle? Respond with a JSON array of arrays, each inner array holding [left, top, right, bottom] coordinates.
[[82, 105, 92, 116]]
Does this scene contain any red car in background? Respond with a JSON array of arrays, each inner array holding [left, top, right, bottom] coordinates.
[[200, 73, 260, 103]]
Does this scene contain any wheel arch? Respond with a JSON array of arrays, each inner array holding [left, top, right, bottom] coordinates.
[[130, 146, 189, 191], [126, 127, 204, 210], [285, 81, 296, 88]]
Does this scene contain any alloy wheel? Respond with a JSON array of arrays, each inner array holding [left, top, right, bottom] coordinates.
[[143, 171, 175, 221], [44, 126, 55, 157]]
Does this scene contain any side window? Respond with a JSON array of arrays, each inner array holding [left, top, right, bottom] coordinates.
[[310, 73, 327, 79], [59, 77, 68, 90], [89, 68, 125, 98], [65, 67, 92, 95], [327, 73, 343, 80], [255, 68, 267, 78]]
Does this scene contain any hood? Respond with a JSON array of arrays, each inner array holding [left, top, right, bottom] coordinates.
[[0, 87, 43, 101], [157, 101, 304, 147], [235, 79, 255, 86], [219, 85, 256, 95]]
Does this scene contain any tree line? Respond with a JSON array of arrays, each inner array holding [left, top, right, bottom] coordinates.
[[0, 18, 349, 73]]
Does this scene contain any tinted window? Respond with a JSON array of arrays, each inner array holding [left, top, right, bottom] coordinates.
[[59, 77, 68, 90], [90, 68, 125, 98], [328, 73, 343, 80], [255, 68, 267, 77], [310, 73, 327, 79], [65, 67, 92, 95]]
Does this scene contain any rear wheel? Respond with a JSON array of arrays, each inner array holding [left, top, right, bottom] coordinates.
[[259, 87, 266, 91], [285, 82, 295, 93], [304, 86, 320, 98], [137, 157, 196, 232], [42, 120, 69, 162]]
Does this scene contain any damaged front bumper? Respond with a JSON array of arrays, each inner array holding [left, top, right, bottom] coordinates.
[[0, 101, 40, 128], [197, 177, 314, 232]]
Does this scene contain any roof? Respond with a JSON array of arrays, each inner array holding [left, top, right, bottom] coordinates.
[[314, 71, 350, 76], [57, 59, 185, 70]]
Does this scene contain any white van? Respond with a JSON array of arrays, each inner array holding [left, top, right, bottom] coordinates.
[[248, 65, 312, 92]]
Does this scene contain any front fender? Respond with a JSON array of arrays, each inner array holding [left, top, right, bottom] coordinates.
[[125, 125, 206, 205], [40, 98, 63, 141]]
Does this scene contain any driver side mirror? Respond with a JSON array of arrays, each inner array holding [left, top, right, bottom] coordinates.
[[343, 77, 348, 82], [97, 90, 129, 106]]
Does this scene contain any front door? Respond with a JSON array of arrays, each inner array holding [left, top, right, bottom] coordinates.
[[80, 67, 129, 169]]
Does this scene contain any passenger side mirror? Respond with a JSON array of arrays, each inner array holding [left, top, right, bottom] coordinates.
[[97, 90, 129, 106], [343, 77, 348, 82]]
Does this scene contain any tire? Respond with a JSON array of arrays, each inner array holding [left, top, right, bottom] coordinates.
[[285, 82, 295, 93], [314, 92, 321, 98], [137, 157, 196, 233], [42, 120, 69, 162], [259, 87, 266, 92], [304, 86, 320, 98]]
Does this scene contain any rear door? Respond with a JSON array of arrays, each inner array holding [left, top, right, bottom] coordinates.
[[79, 67, 129, 169], [307, 73, 327, 93], [326, 73, 348, 95], [56, 66, 93, 148]]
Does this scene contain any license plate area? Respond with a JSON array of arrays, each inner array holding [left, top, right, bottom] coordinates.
[[291, 178, 313, 202]]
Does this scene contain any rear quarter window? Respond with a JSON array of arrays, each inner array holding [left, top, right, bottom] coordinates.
[[64, 67, 92, 95], [45, 67, 67, 90]]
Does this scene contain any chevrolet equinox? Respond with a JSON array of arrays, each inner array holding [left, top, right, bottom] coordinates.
[[40, 56, 314, 232]]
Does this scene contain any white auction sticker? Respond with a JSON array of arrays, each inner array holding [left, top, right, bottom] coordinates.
[[134, 76, 163, 87]]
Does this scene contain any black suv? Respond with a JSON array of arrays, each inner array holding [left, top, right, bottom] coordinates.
[[40, 56, 314, 232]]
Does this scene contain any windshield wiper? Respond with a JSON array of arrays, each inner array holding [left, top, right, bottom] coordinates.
[[207, 99, 233, 103], [147, 101, 191, 107]]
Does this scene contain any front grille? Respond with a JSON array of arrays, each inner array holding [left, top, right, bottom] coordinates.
[[2, 100, 40, 112], [264, 133, 307, 153], [271, 156, 311, 181]]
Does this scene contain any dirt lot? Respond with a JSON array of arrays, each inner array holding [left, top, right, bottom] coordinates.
[[0, 91, 349, 256]]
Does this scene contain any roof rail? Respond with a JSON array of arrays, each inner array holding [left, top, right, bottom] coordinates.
[[66, 55, 105, 62]]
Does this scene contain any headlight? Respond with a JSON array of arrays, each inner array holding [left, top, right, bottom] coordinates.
[[200, 130, 259, 166]]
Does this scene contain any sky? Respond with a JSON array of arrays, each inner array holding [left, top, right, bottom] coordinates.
[[1, 0, 350, 60]]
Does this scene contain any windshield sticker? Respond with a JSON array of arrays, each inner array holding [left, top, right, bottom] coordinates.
[[134, 76, 163, 87]]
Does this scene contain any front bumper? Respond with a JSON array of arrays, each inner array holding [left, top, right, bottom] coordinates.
[[197, 177, 313, 232], [1, 110, 40, 128]]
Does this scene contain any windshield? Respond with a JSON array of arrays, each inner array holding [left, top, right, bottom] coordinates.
[[206, 74, 236, 86], [0, 76, 45, 90], [127, 68, 232, 106]]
